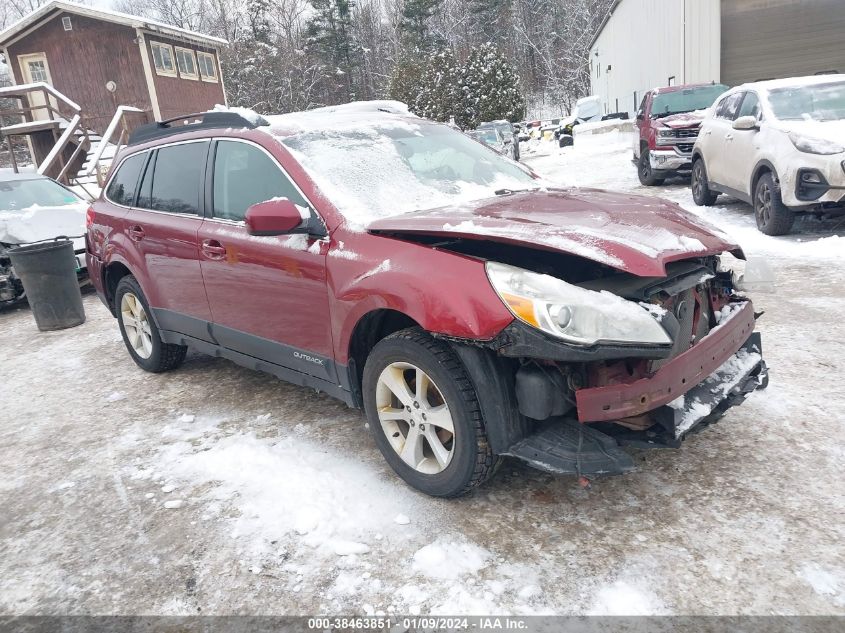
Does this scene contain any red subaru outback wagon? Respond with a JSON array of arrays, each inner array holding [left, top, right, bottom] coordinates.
[[87, 103, 768, 497]]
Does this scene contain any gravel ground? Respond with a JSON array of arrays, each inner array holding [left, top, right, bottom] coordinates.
[[1, 133, 844, 616]]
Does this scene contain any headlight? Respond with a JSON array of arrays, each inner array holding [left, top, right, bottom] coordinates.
[[657, 128, 675, 139], [788, 132, 844, 155], [486, 262, 672, 346]]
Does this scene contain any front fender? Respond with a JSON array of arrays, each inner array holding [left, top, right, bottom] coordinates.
[[328, 232, 513, 364]]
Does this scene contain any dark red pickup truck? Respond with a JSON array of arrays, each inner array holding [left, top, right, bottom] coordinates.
[[635, 83, 728, 185]]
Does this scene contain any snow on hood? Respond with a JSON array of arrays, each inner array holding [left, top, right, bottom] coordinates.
[[367, 189, 742, 277], [657, 110, 708, 129], [771, 119, 845, 147], [0, 203, 87, 247]]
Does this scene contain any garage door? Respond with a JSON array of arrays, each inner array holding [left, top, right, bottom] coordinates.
[[721, 0, 845, 86]]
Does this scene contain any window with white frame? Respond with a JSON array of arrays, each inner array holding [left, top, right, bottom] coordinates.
[[175, 47, 198, 79], [197, 51, 218, 82], [150, 41, 176, 76]]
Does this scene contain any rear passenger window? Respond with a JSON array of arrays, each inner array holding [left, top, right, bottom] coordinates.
[[146, 141, 208, 215], [105, 152, 145, 206], [212, 140, 307, 222]]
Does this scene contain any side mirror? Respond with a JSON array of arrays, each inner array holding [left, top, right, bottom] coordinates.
[[733, 115, 758, 131], [636, 110, 644, 121], [245, 198, 306, 236]]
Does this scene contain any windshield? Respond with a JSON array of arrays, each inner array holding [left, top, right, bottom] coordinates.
[[281, 120, 537, 225], [0, 178, 81, 212], [652, 84, 728, 117], [767, 81, 845, 121]]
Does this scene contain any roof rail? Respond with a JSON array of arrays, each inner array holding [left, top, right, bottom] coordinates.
[[127, 111, 269, 146]]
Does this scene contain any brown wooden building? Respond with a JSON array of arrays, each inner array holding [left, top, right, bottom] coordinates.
[[0, 0, 228, 136]]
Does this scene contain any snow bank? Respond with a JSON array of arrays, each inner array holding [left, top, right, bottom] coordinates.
[[574, 119, 635, 137]]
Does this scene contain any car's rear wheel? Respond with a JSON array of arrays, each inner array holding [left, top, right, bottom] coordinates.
[[115, 275, 187, 373], [754, 172, 795, 235], [638, 149, 665, 186], [691, 158, 719, 206], [362, 327, 498, 497]]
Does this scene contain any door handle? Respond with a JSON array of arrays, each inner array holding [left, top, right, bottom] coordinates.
[[201, 239, 227, 260], [128, 225, 145, 241], [725, 134, 734, 141]]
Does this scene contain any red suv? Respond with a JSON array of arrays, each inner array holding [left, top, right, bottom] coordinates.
[[87, 105, 768, 497], [635, 83, 728, 185]]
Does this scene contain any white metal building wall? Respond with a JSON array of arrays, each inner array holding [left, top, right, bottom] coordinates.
[[589, 0, 721, 116]]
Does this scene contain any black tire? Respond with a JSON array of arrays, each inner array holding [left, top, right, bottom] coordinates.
[[362, 327, 498, 497], [638, 149, 665, 186], [114, 275, 187, 373], [754, 172, 795, 236], [691, 158, 719, 206]]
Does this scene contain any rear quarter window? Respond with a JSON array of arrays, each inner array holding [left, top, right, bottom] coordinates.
[[105, 153, 146, 206]]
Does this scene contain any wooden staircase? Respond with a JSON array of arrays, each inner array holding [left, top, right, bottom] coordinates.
[[0, 82, 145, 196]]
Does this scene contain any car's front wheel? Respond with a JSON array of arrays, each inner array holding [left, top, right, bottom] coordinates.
[[362, 328, 498, 497], [754, 172, 795, 235], [638, 149, 665, 186], [691, 158, 719, 206], [115, 275, 187, 373]]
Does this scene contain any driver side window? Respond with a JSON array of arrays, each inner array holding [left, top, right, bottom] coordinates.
[[716, 92, 744, 120], [212, 140, 307, 222], [738, 91, 762, 119]]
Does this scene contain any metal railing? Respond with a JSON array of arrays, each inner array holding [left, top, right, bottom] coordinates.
[[84, 105, 144, 186]]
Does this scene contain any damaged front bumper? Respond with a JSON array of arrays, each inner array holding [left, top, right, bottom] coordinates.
[[501, 302, 768, 477], [575, 302, 761, 430]]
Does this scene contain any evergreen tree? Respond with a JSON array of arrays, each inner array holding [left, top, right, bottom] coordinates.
[[305, 0, 360, 102], [247, 0, 272, 43], [458, 42, 525, 128], [388, 54, 426, 107], [468, 0, 512, 42], [400, 0, 445, 50], [412, 48, 462, 124]]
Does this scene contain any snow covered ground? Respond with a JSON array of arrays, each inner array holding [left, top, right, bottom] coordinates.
[[1, 131, 844, 616]]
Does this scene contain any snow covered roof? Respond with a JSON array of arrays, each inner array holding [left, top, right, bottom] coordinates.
[[0, 1, 227, 47], [263, 101, 417, 137]]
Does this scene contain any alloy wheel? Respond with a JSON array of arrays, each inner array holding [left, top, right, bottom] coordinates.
[[692, 163, 703, 198], [120, 292, 153, 359], [375, 362, 455, 474], [756, 182, 772, 226]]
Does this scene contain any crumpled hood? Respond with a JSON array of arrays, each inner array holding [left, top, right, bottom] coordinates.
[[772, 119, 845, 147], [657, 109, 708, 129], [0, 203, 87, 251], [367, 189, 742, 277]]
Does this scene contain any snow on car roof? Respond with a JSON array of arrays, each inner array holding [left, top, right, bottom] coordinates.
[[263, 100, 418, 137], [737, 74, 845, 93]]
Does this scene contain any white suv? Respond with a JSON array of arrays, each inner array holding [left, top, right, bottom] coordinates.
[[691, 75, 845, 235]]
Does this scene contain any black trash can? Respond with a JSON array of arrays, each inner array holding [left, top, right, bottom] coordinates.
[[8, 239, 86, 331]]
